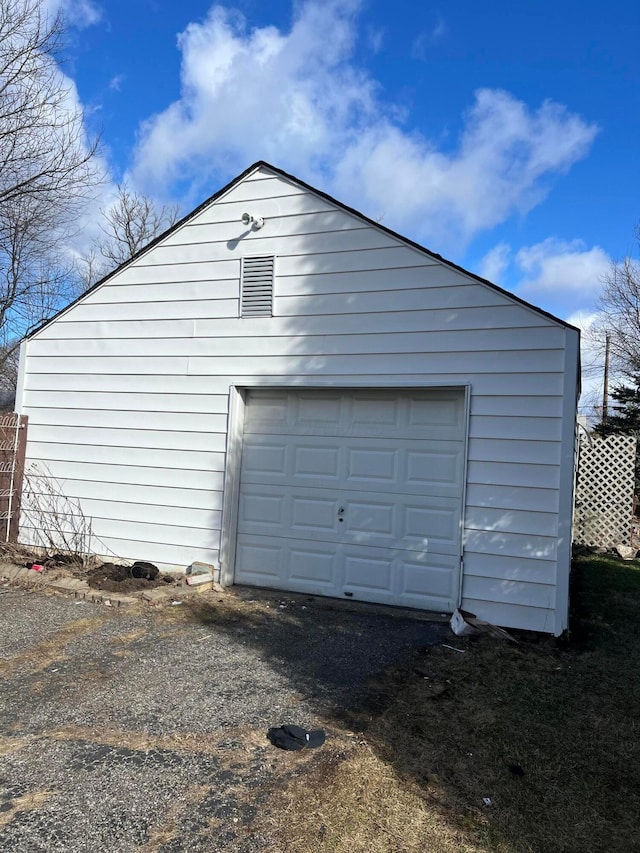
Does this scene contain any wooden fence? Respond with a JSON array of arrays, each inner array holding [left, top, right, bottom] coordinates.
[[0, 414, 28, 543]]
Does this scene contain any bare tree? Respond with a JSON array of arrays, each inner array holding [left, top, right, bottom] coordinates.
[[97, 183, 179, 267], [0, 0, 102, 399], [74, 183, 180, 292], [0, 0, 99, 215], [0, 340, 18, 409], [0, 194, 73, 341], [590, 226, 640, 378]]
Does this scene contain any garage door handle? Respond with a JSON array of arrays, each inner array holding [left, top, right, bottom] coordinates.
[[337, 506, 345, 515]]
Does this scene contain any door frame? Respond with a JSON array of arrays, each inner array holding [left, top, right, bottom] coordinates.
[[220, 380, 471, 609]]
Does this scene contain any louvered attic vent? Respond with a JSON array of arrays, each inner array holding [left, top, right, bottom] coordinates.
[[241, 256, 274, 318]]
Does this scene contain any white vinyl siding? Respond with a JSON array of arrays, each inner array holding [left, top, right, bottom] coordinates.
[[18, 165, 578, 633]]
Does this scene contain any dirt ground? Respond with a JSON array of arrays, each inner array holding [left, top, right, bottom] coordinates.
[[0, 544, 176, 593], [83, 563, 175, 593]]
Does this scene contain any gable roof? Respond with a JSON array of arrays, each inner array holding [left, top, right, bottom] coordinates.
[[27, 160, 580, 338]]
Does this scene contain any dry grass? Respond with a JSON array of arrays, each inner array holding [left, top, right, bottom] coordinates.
[[138, 784, 213, 853], [251, 552, 640, 853], [48, 724, 230, 755], [109, 628, 148, 646], [0, 542, 42, 565], [166, 590, 275, 624], [0, 735, 31, 756], [0, 790, 53, 829], [254, 742, 487, 853], [0, 616, 108, 678]]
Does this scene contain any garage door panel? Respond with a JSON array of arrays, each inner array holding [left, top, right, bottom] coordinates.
[[239, 487, 337, 539], [291, 496, 337, 533], [344, 552, 392, 592], [239, 485, 460, 555], [342, 494, 460, 555], [241, 440, 288, 477], [243, 391, 290, 432], [293, 444, 341, 478], [346, 500, 395, 537], [400, 554, 458, 603], [236, 534, 340, 595], [236, 388, 465, 611], [403, 501, 460, 555], [346, 392, 465, 440], [236, 533, 457, 609], [294, 393, 343, 431], [407, 393, 466, 436], [235, 538, 283, 583], [240, 493, 285, 526], [241, 433, 463, 497], [289, 545, 337, 584], [349, 394, 403, 431], [405, 448, 464, 493], [347, 447, 398, 483], [244, 389, 465, 442], [342, 546, 457, 607]]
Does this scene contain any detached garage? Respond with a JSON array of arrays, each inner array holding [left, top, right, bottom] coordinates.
[[15, 161, 580, 635]]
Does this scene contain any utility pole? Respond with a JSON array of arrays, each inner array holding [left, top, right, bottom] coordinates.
[[602, 332, 611, 420]]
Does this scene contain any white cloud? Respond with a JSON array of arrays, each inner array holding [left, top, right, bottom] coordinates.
[[334, 91, 599, 246], [130, 1, 372, 200], [566, 309, 599, 330], [515, 238, 611, 300], [44, 0, 102, 28], [64, 0, 101, 27], [477, 242, 511, 284], [565, 310, 608, 420], [108, 73, 125, 92], [50, 74, 114, 255], [412, 16, 447, 59], [366, 25, 384, 54], [129, 1, 598, 247]]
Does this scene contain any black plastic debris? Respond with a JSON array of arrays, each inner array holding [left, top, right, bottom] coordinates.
[[267, 724, 326, 751], [130, 561, 159, 580]]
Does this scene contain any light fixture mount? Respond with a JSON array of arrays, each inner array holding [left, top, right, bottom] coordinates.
[[241, 212, 265, 230]]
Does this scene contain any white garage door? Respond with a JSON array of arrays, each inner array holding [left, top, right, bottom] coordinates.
[[235, 389, 466, 611]]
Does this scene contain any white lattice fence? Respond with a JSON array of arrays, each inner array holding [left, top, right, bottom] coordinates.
[[574, 434, 637, 547]]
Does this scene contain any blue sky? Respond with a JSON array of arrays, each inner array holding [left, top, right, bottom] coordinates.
[[50, 0, 639, 395]]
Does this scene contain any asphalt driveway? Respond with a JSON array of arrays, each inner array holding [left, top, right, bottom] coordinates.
[[0, 585, 448, 852]]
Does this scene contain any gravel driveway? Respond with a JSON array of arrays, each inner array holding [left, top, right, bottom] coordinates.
[[0, 585, 447, 852]]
